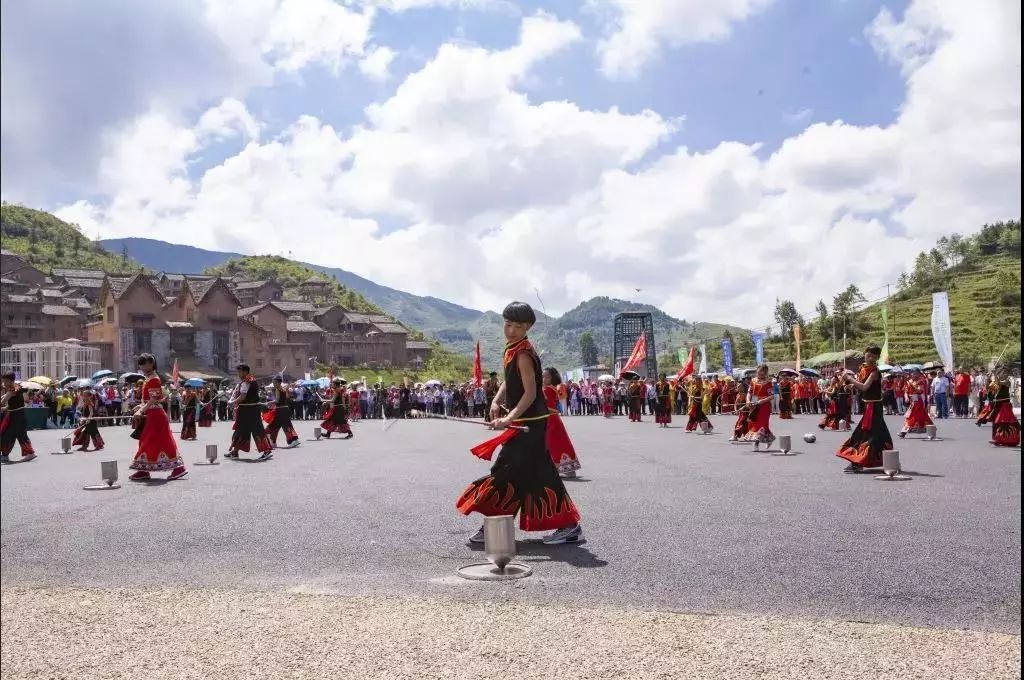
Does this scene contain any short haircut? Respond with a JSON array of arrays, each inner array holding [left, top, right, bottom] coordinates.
[[235, 363, 251, 373], [864, 345, 882, 355], [502, 301, 536, 324], [544, 367, 561, 385]]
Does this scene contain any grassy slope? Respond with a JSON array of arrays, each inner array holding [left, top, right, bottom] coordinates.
[[1, 204, 140, 273]]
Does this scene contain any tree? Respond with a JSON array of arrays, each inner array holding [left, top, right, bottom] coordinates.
[[735, 331, 755, 363], [773, 299, 804, 344], [814, 299, 831, 341], [578, 331, 599, 366], [998, 222, 1021, 255], [832, 284, 867, 340]]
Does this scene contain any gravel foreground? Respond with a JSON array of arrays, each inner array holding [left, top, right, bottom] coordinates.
[[1, 587, 1019, 680]]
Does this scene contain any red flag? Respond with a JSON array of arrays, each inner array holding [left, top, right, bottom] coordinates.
[[171, 359, 179, 385], [328, 367, 335, 382], [619, 334, 648, 375], [677, 346, 696, 380], [473, 341, 483, 387]]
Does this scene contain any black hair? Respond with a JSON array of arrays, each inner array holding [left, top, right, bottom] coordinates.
[[137, 353, 157, 371], [864, 345, 882, 356], [544, 367, 561, 385], [502, 301, 536, 324], [1, 372, 14, 381], [272, 375, 283, 382], [236, 363, 251, 373]]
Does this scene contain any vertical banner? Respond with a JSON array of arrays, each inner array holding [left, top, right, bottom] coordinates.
[[880, 307, 890, 364], [794, 324, 802, 370], [752, 332, 765, 365], [931, 292, 954, 369], [698, 344, 707, 374], [721, 339, 733, 377], [677, 348, 688, 366]]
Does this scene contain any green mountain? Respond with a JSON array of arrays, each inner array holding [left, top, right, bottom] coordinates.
[[1, 203, 141, 273]]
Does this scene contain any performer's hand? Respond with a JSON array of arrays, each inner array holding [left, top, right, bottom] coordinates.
[[490, 416, 509, 430], [489, 402, 501, 420]]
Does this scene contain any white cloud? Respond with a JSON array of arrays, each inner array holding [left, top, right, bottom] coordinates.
[[196, 98, 262, 142], [359, 46, 397, 81], [50, 1, 1023, 333], [592, 0, 776, 79]]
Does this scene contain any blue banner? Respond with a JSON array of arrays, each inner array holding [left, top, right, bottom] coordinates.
[[752, 332, 765, 365], [721, 339, 733, 376]]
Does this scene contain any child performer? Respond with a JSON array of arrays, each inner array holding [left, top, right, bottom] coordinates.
[[989, 365, 1020, 447], [542, 368, 581, 478], [898, 368, 932, 438], [128, 354, 188, 481], [179, 386, 198, 440], [627, 378, 644, 422], [1, 373, 37, 462], [266, 375, 301, 448], [729, 382, 750, 441], [320, 378, 354, 439], [743, 364, 776, 450], [654, 374, 672, 427], [226, 364, 273, 460], [198, 386, 214, 427], [457, 302, 583, 545], [836, 345, 893, 473], [601, 380, 614, 418], [778, 372, 794, 419], [71, 388, 105, 451]]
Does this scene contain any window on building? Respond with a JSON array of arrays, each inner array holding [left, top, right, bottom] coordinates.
[[256, 359, 264, 368], [106, 306, 114, 321], [135, 329, 152, 353]]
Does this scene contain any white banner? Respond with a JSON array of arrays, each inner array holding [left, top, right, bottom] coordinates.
[[698, 343, 707, 374], [930, 291, 954, 369]]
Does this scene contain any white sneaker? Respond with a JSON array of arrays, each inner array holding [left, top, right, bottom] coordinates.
[[542, 524, 584, 545]]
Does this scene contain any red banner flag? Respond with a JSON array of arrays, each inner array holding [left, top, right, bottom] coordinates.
[[619, 334, 648, 375], [677, 346, 696, 380], [473, 341, 483, 386], [171, 359, 179, 385]]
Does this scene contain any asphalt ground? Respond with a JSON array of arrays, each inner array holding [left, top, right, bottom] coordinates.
[[2, 411, 1019, 635]]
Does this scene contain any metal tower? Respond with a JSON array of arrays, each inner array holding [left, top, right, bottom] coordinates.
[[613, 312, 657, 378]]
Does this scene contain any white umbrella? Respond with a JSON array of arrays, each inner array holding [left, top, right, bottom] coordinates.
[[425, 379, 442, 387], [18, 381, 45, 391], [598, 374, 614, 382]]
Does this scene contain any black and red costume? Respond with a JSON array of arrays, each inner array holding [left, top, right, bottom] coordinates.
[[320, 388, 353, 437], [990, 380, 1020, 447], [456, 337, 581, 531], [72, 393, 105, 450], [180, 390, 198, 440], [230, 376, 272, 455], [836, 363, 893, 469], [1, 385, 36, 458], [266, 386, 299, 447]]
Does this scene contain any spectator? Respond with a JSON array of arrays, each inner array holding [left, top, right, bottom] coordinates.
[[931, 369, 951, 419]]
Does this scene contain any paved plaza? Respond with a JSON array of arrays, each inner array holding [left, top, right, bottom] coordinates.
[[2, 413, 1020, 678]]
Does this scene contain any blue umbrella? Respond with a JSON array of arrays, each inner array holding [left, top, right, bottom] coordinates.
[[316, 377, 330, 388], [301, 379, 320, 387], [74, 378, 94, 388], [92, 369, 113, 380], [58, 375, 78, 387], [184, 378, 206, 388]]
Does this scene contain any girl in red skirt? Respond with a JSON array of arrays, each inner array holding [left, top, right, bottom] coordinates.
[[128, 354, 187, 481], [729, 382, 749, 441], [898, 368, 932, 438], [685, 377, 712, 432], [1, 373, 37, 463], [989, 366, 1020, 447], [320, 379, 354, 438], [542, 367, 581, 478], [742, 365, 776, 450]]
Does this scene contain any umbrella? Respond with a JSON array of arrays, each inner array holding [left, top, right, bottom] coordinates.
[[28, 375, 54, 386], [316, 377, 330, 388], [18, 381, 45, 391], [799, 368, 821, 377], [598, 374, 614, 382], [778, 368, 800, 377], [73, 378, 94, 388], [301, 379, 320, 387], [120, 372, 144, 384], [902, 363, 923, 371], [98, 377, 118, 385], [620, 370, 641, 380], [877, 363, 894, 372], [425, 379, 442, 387], [923, 360, 944, 370], [184, 378, 206, 388], [58, 375, 78, 387], [92, 369, 114, 380]]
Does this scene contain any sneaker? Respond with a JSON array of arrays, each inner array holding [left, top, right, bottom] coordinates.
[[543, 524, 584, 545], [129, 470, 151, 481], [225, 451, 239, 459], [842, 463, 863, 474], [469, 526, 485, 544], [21, 453, 37, 462], [258, 451, 273, 461], [167, 466, 188, 480]]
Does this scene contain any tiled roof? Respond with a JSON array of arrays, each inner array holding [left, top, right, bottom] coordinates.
[[373, 323, 408, 335], [368, 315, 394, 323], [314, 305, 342, 316], [234, 280, 270, 290], [343, 312, 373, 324], [105, 276, 134, 298], [238, 303, 268, 317], [4, 294, 39, 303], [62, 297, 91, 308], [271, 300, 315, 313], [39, 288, 64, 298], [406, 340, 433, 350], [238, 316, 271, 333], [41, 304, 81, 316], [287, 320, 325, 333], [64, 277, 103, 289], [52, 268, 106, 279], [0, 277, 20, 284]]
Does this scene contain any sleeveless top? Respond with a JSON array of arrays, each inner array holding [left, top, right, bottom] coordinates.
[[858, 364, 882, 401], [240, 376, 260, 406], [502, 338, 547, 418], [275, 387, 289, 407], [750, 378, 772, 400], [7, 387, 26, 411]]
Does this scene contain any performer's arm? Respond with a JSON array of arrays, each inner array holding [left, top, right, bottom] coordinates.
[[846, 370, 877, 393], [489, 381, 506, 419]]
